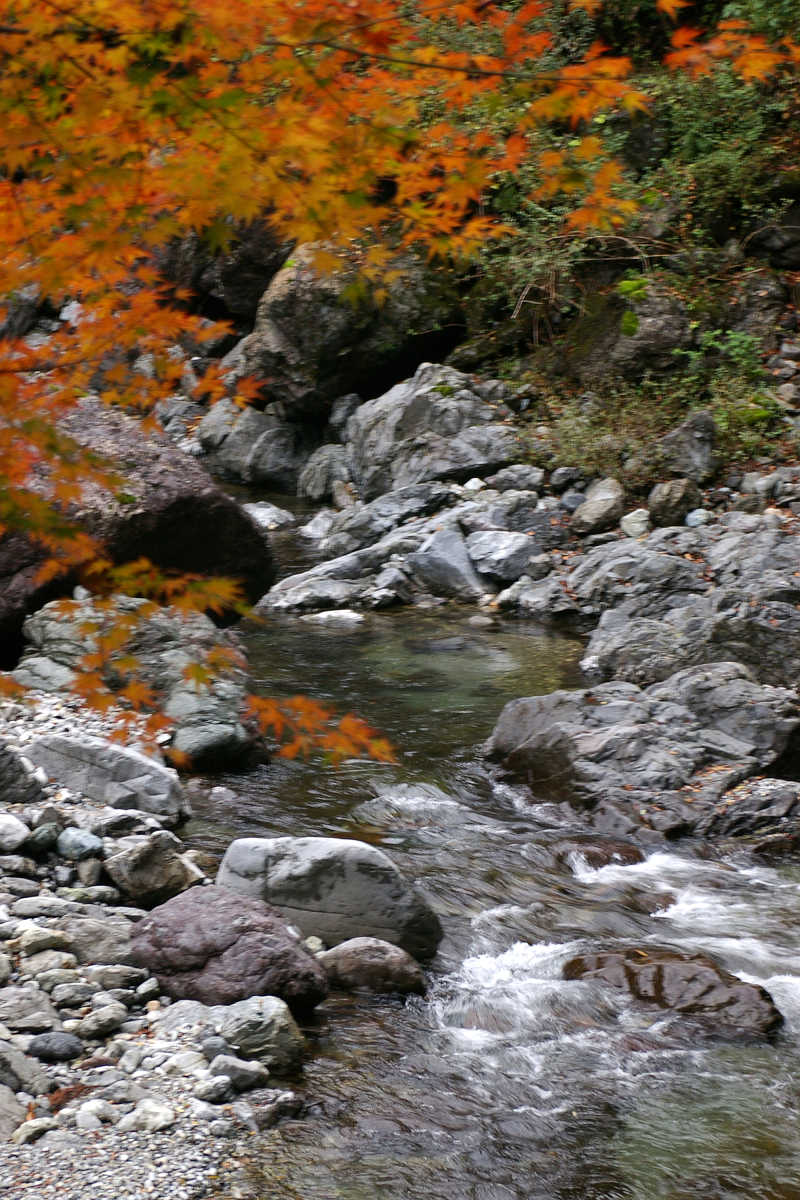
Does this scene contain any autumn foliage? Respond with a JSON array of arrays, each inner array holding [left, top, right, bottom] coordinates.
[[0, 0, 797, 758]]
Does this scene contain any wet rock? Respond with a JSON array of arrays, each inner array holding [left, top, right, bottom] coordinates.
[[24, 733, 188, 820], [563, 947, 782, 1041], [571, 479, 625, 536], [345, 363, 518, 500], [217, 836, 443, 959], [318, 937, 426, 995], [697, 777, 800, 840], [231, 1087, 302, 1131], [550, 838, 645, 870], [485, 663, 800, 838], [648, 478, 703, 526], [242, 501, 296, 530], [130, 885, 328, 1012]]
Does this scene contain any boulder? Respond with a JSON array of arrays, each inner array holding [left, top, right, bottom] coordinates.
[[485, 662, 800, 838], [658, 410, 717, 483], [103, 831, 205, 906], [0, 814, 31, 854], [156, 218, 290, 324], [465, 530, 540, 583], [318, 937, 426, 995], [297, 445, 352, 502], [648, 478, 702, 526], [217, 836, 443, 959], [406, 527, 487, 601], [344, 363, 518, 500], [570, 478, 625, 536], [0, 396, 276, 654], [234, 245, 463, 419], [564, 947, 782, 1041], [24, 734, 188, 819], [0, 743, 45, 807], [0, 1039, 52, 1092], [0, 1083, 26, 1142], [213, 995, 305, 1072], [619, 508, 651, 538], [196, 399, 309, 490], [130, 885, 328, 1011], [61, 917, 136, 966], [0, 986, 62, 1032]]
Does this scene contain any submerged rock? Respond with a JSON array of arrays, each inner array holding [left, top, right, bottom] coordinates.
[[564, 947, 782, 1041], [317, 937, 426, 995]]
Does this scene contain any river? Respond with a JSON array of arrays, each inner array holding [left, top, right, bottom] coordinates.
[[185, 516, 800, 1200]]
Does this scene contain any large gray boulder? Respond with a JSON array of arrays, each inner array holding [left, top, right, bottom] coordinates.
[[344, 363, 518, 500], [658, 410, 717, 483], [297, 445, 352, 502], [196, 399, 309, 491], [234, 246, 463, 419], [24, 734, 188, 819], [217, 836, 443, 959], [319, 482, 458, 557], [485, 662, 800, 839], [406, 527, 487, 601], [570, 478, 625, 536], [131, 885, 328, 1011], [212, 995, 305, 1072], [465, 530, 539, 582]]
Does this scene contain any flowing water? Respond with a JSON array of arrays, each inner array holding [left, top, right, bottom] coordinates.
[[185, 520, 800, 1200]]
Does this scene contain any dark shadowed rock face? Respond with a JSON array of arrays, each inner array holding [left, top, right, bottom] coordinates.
[[564, 947, 783, 1042], [130, 885, 329, 1013], [0, 397, 276, 655]]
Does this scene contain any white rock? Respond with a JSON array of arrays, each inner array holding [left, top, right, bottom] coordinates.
[[117, 1097, 176, 1132]]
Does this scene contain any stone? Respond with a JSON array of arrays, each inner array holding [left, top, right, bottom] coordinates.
[[318, 937, 426, 995], [55, 827, 105, 862], [0, 814, 31, 854], [196, 401, 309, 491], [0, 1082, 26, 1141], [570, 478, 625, 536], [564, 947, 782, 1041], [11, 1116, 57, 1144], [648, 478, 703, 526], [0, 1039, 51, 1093], [0, 397, 276, 653], [215, 995, 305, 1072], [0, 744, 45, 808], [242, 501, 296, 530], [194, 1075, 233, 1104], [61, 917, 135, 966], [319, 482, 457, 557], [297, 445, 352, 502], [345, 362, 517, 500], [217, 836, 442, 959], [234, 246, 463, 420], [103, 831, 205, 906], [208, 1053, 270, 1092], [485, 464, 545, 492], [465, 530, 538, 582], [619, 508, 651, 538], [0, 986, 62, 1032], [130, 885, 328, 1012], [16, 926, 71, 955], [27, 1031, 84, 1063], [658, 410, 717, 483], [75, 1001, 129, 1039], [25, 734, 188, 819], [406, 527, 487, 601], [116, 1097, 176, 1132], [0, 955, 8, 986], [485, 663, 800, 839]]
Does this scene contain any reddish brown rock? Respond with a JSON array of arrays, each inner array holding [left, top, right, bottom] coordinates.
[[131, 886, 328, 1013], [564, 946, 782, 1041]]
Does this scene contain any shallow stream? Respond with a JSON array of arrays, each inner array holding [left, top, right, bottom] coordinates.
[[187, 521, 800, 1200]]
